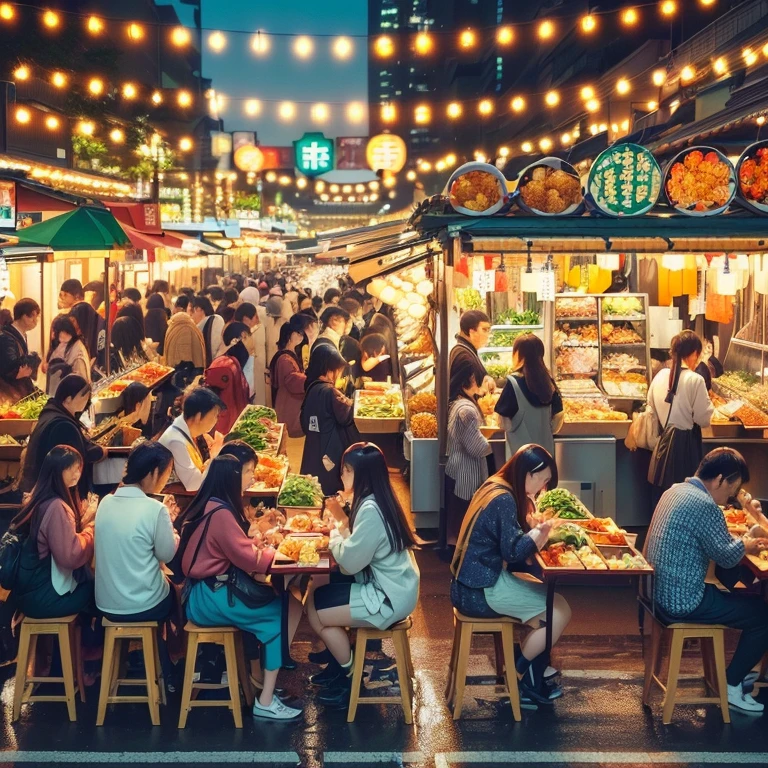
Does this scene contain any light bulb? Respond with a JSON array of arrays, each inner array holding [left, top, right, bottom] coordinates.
[[561, 133, 572, 145], [42, 10, 59, 29], [621, 8, 639, 26], [347, 102, 365, 122], [580, 86, 595, 101], [539, 138, 553, 152], [521, 141, 533, 153], [459, 29, 476, 48], [278, 102, 296, 121], [647, 100, 658, 110], [511, 96, 525, 113], [381, 103, 397, 123], [680, 65, 695, 83], [86, 16, 103, 34], [478, 99, 493, 116], [45, 115, 59, 130], [586, 98, 600, 113], [333, 36, 353, 59], [0, 3, 14, 21], [414, 32, 432, 55], [244, 99, 261, 116], [375, 35, 394, 57], [538, 20, 554, 40], [151, 91, 163, 105], [88, 78, 104, 96], [581, 15, 597, 33], [110, 128, 125, 143], [179, 137, 193, 152], [15, 107, 30, 124], [171, 27, 191, 47], [406, 170, 417, 182], [652, 69, 666, 87], [311, 103, 329, 123], [177, 90, 192, 107], [497, 26, 514, 45], [545, 90, 560, 107], [446, 102, 462, 119], [294, 36, 313, 59], [14, 65, 29, 80], [660, 1, 676, 17], [414, 104, 431, 124], [616, 78, 631, 95], [713, 57, 727, 75], [209, 31, 226, 52], [78, 120, 95, 136], [122, 83, 137, 99], [51, 71, 67, 88], [251, 31, 270, 55], [498, 146, 510, 158], [127, 22, 144, 41]]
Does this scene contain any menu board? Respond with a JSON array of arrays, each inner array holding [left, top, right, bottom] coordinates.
[[587, 143, 661, 217]]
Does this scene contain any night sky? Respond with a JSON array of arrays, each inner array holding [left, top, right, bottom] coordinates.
[[171, 0, 369, 146]]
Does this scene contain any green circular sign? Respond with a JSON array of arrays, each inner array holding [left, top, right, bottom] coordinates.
[[587, 143, 662, 217]]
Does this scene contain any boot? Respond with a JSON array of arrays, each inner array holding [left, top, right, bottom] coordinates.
[[309, 655, 343, 686], [516, 653, 556, 706], [317, 652, 354, 707], [308, 647, 333, 665]]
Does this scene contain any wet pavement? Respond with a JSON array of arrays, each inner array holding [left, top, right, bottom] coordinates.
[[1, 546, 767, 767]]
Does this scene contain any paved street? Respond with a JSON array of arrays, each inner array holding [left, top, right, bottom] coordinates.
[[2, 548, 767, 768]]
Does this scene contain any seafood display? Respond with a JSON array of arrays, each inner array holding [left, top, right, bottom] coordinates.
[[738, 145, 768, 209]]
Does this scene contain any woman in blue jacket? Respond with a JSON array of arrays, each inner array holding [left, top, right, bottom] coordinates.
[[450, 444, 572, 705]]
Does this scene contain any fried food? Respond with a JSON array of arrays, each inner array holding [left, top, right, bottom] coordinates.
[[520, 166, 582, 213], [411, 412, 437, 438], [450, 171, 502, 212], [666, 149, 732, 211]]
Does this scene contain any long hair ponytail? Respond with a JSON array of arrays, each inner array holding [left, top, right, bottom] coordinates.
[[666, 330, 703, 404]]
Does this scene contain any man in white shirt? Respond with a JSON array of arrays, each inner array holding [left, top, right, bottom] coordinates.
[[158, 387, 225, 491], [189, 296, 225, 365], [235, 302, 267, 404]]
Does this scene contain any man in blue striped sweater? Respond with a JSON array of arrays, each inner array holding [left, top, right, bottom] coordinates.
[[646, 447, 768, 714]]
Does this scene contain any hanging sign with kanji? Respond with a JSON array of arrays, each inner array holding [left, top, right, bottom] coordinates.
[[366, 134, 407, 174], [294, 133, 335, 177], [587, 143, 662, 217]]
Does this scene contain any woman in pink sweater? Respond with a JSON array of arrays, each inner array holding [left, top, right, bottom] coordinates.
[[10, 445, 95, 618], [177, 445, 303, 721]]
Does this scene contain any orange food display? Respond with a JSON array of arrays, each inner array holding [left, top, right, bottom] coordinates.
[[666, 149, 733, 211], [450, 170, 503, 212], [738, 147, 768, 207]]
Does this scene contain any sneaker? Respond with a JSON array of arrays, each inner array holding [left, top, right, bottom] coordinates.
[[727, 683, 765, 714], [309, 662, 343, 687], [252, 695, 303, 721], [743, 670, 761, 694]]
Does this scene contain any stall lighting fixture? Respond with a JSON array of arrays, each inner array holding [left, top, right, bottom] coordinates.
[[0, 3, 14, 21], [208, 31, 227, 52]]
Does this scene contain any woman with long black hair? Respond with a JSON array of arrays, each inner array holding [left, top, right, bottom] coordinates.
[[176, 450, 302, 721], [22, 375, 105, 498], [10, 445, 95, 618], [647, 330, 714, 502], [269, 319, 307, 438], [144, 294, 169, 356], [45, 314, 90, 395], [111, 315, 149, 365], [450, 444, 571, 705], [495, 333, 563, 459], [307, 443, 420, 706], [300, 345, 359, 495]]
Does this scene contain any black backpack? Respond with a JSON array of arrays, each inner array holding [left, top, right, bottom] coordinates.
[[0, 529, 25, 591]]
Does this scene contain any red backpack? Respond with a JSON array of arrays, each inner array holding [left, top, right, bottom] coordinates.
[[204, 356, 250, 434]]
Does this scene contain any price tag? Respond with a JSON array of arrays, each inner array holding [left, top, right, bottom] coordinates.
[[473, 269, 495, 295]]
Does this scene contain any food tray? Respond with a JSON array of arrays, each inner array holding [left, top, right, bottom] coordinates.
[[247, 458, 289, 496], [595, 544, 652, 571], [535, 551, 585, 572], [746, 554, 768, 572], [0, 419, 37, 438], [354, 389, 405, 434], [558, 421, 630, 438]]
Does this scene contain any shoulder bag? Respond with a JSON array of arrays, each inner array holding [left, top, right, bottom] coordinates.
[[625, 403, 661, 452]]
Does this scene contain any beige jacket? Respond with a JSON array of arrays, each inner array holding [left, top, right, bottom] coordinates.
[[162, 312, 205, 369]]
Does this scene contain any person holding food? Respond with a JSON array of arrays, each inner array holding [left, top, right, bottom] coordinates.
[[647, 330, 713, 504], [269, 318, 307, 438], [300, 345, 360, 496], [306, 443, 420, 707], [450, 444, 571, 706], [495, 334, 563, 460], [445, 356, 492, 547], [177, 452, 303, 721], [645, 448, 768, 714]]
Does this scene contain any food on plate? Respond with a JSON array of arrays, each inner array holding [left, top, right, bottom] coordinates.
[[450, 170, 503, 212], [605, 552, 649, 570], [540, 542, 582, 568], [277, 535, 329, 565], [519, 166, 582, 214], [299, 543, 321, 566], [555, 346, 599, 375], [278, 474, 324, 507], [410, 412, 438, 439], [227, 406, 281, 453], [739, 147, 768, 206], [249, 454, 288, 491], [554, 323, 599, 347], [733, 402, 768, 428], [602, 352, 642, 372], [494, 308, 540, 326], [602, 324, 643, 344], [538, 488, 590, 519], [563, 398, 628, 421], [602, 296, 643, 317], [407, 392, 437, 415], [356, 390, 404, 419], [555, 297, 597, 319], [666, 150, 733, 211], [576, 546, 607, 570], [0, 391, 47, 420], [589, 532, 628, 546], [601, 370, 648, 398]]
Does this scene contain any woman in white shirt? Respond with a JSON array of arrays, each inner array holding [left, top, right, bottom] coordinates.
[[95, 441, 179, 623], [647, 330, 714, 501]]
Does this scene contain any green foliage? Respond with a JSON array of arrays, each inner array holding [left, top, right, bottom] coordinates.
[[234, 193, 261, 211]]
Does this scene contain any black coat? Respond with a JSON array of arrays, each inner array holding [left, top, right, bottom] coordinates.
[[0, 325, 37, 400], [21, 400, 105, 496]]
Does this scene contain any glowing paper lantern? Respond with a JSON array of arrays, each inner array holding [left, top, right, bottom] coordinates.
[[380, 285, 399, 304], [368, 278, 386, 298], [416, 279, 433, 297], [408, 303, 428, 320]]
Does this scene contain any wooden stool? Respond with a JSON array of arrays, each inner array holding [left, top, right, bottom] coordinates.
[[641, 602, 730, 725], [12, 614, 85, 722], [178, 622, 254, 728], [347, 617, 415, 724], [446, 608, 521, 722], [96, 619, 166, 726]]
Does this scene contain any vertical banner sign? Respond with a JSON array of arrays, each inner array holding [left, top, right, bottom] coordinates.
[[294, 133, 335, 177], [336, 137, 367, 170]]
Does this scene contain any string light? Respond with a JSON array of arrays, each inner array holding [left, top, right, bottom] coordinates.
[[333, 36, 353, 59], [758, 115, 766, 126], [381, 103, 397, 123], [13, 64, 29, 81], [581, 15, 597, 33], [459, 29, 476, 48], [621, 119, 630, 131], [406, 170, 417, 182], [42, 10, 59, 29], [478, 99, 493, 116], [498, 146, 510, 158], [599, 122, 608, 132], [208, 31, 226, 52], [294, 36, 313, 59], [743, 47, 758, 66], [252, 31, 270, 55], [375, 35, 394, 57], [586, 98, 600, 112], [660, 1, 677, 17], [473, 151, 486, 163], [127, 22, 145, 41], [171, 27, 191, 47], [266, 171, 278, 183], [446, 102, 462, 119], [86, 15, 103, 34], [45, 115, 59, 130], [652, 69, 666, 86], [590, 124, 599, 135], [539, 138, 553, 152], [51, 71, 66, 88], [616, 78, 631, 95], [445, 154, 456, 166], [15, 107, 30, 124], [0, 4, 14, 21], [297, 177, 308, 189], [545, 90, 560, 107], [151, 91, 163, 105], [179, 137, 193, 152], [647, 100, 658, 110], [245, 99, 261, 116], [680, 65, 696, 83], [497, 26, 514, 45], [538, 20, 555, 40], [419, 160, 432, 172], [88, 78, 104, 96], [77, 120, 95, 136], [177, 90, 192, 107], [414, 32, 433, 55], [699, 0, 716, 5], [763, 42, 768, 57], [621, 8, 639, 26], [110, 128, 125, 143], [561, 133, 572, 145], [521, 141, 533, 153], [414, 104, 431, 124], [347, 102, 365, 122], [311, 103, 330, 123], [580, 86, 595, 101], [122, 83, 137, 99], [511, 96, 526, 113], [278, 102, 296, 121]]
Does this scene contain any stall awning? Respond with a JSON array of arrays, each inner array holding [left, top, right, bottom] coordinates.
[[0, 245, 53, 262], [14, 206, 131, 251], [105, 202, 163, 235], [121, 225, 187, 261]]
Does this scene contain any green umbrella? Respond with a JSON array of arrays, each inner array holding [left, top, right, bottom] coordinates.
[[14, 206, 131, 251]]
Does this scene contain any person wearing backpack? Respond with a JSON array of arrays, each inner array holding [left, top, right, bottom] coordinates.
[[175, 450, 303, 721], [8, 446, 96, 619]]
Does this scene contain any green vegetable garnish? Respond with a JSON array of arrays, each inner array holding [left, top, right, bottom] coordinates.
[[537, 488, 589, 519], [494, 309, 540, 326], [278, 474, 324, 507]]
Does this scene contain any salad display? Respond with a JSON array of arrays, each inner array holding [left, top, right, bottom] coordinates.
[[0, 391, 47, 420], [537, 488, 590, 519], [277, 474, 324, 508]]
